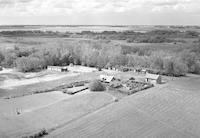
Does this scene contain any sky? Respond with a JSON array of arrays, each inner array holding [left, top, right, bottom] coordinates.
[[0, 0, 200, 25]]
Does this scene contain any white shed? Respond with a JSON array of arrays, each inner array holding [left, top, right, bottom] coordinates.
[[47, 66, 68, 72], [100, 75, 115, 83], [145, 73, 162, 84]]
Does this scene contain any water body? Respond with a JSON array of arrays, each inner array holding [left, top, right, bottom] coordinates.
[[0, 25, 148, 33]]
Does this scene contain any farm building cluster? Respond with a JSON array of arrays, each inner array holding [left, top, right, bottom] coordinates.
[[102, 66, 162, 85], [15, 65, 164, 101], [47, 65, 162, 85], [100, 74, 154, 95], [51, 73, 155, 98], [106, 66, 147, 74]]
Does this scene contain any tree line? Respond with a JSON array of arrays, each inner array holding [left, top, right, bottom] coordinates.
[[0, 41, 200, 76]]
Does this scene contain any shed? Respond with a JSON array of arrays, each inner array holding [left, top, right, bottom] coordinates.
[[145, 73, 162, 84], [141, 69, 147, 74], [47, 66, 68, 72], [100, 75, 115, 83]]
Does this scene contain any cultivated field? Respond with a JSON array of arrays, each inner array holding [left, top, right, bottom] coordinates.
[[0, 91, 115, 138], [48, 75, 200, 138]]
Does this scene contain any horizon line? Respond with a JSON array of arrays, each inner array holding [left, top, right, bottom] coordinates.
[[0, 24, 199, 27]]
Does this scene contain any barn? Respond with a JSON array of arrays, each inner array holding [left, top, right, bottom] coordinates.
[[145, 73, 162, 84], [47, 66, 68, 72]]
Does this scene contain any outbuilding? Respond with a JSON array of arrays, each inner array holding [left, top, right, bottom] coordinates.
[[145, 73, 162, 84], [100, 75, 115, 83], [141, 69, 147, 74], [47, 66, 68, 72]]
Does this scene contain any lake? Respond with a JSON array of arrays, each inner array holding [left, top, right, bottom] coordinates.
[[0, 25, 148, 33]]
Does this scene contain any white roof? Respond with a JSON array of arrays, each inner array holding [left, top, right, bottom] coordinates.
[[100, 75, 114, 82], [146, 73, 160, 80], [48, 66, 67, 69]]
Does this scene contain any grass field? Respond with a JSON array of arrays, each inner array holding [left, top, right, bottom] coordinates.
[[0, 91, 115, 138], [0, 91, 70, 116]]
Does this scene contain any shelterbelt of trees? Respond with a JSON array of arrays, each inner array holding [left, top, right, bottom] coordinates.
[[0, 39, 199, 76]]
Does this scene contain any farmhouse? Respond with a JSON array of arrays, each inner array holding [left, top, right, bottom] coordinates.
[[145, 73, 162, 84], [100, 75, 115, 83], [47, 66, 68, 72]]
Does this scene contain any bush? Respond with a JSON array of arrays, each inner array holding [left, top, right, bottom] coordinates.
[[89, 80, 106, 91], [22, 128, 48, 138], [129, 77, 135, 80]]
